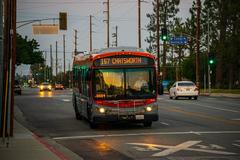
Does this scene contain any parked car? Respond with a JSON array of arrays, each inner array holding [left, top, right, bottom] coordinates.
[[14, 80, 22, 95], [39, 82, 52, 91], [55, 83, 64, 90], [169, 81, 199, 100]]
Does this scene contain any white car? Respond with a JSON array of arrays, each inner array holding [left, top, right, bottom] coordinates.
[[39, 82, 52, 91], [169, 81, 199, 100]]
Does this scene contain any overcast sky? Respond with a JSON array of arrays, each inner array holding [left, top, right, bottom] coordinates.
[[16, 0, 194, 75]]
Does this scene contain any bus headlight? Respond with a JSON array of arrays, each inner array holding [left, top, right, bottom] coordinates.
[[146, 106, 152, 112], [99, 108, 105, 113]]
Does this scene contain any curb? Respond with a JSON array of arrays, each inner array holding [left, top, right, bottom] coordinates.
[[33, 134, 70, 160]]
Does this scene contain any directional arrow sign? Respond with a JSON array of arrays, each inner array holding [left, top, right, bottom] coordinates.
[[169, 36, 188, 45]]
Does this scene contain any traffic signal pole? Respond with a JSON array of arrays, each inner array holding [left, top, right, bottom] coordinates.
[[196, 0, 201, 89], [207, 9, 211, 95], [156, 0, 161, 94]]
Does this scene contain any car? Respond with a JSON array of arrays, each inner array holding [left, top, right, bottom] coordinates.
[[54, 83, 64, 90], [14, 80, 22, 95], [169, 81, 199, 100], [39, 82, 52, 91]]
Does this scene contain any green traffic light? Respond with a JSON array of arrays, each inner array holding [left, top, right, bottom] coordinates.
[[209, 59, 214, 64], [162, 35, 167, 40]]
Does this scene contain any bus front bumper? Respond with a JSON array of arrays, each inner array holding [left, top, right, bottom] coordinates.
[[93, 114, 158, 123]]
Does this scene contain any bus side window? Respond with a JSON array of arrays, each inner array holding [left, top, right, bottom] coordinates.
[[78, 69, 82, 93]]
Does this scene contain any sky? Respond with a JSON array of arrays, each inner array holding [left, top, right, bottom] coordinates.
[[16, 0, 194, 75]]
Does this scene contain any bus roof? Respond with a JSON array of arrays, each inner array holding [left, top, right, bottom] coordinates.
[[73, 46, 155, 65]]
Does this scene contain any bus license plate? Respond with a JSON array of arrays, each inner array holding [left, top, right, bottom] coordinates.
[[136, 115, 144, 120]]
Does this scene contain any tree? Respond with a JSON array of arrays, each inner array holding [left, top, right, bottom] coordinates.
[[201, 0, 240, 88], [145, 0, 180, 80], [16, 33, 44, 65]]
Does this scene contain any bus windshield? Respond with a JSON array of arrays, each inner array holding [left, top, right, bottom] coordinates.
[[93, 68, 156, 99]]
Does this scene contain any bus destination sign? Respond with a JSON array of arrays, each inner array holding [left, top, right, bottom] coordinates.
[[94, 56, 154, 67]]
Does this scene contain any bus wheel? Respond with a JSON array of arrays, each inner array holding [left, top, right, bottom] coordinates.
[[74, 98, 82, 120], [143, 121, 152, 127], [75, 111, 82, 120]]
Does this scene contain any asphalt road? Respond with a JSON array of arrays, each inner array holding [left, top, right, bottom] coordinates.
[[15, 88, 240, 160]]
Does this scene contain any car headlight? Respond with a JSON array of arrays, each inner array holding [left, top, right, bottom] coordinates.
[[146, 106, 152, 112], [48, 85, 52, 88], [99, 108, 105, 113]]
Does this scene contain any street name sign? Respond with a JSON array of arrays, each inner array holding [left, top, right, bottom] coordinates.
[[169, 36, 188, 45]]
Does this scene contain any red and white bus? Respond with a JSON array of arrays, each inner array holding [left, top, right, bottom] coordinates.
[[72, 47, 158, 128]]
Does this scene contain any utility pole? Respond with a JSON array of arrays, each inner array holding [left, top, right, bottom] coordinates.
[[90, 15, 93, 51], [162, 0, 167, 80], [50, 44, 53, 82], [44, 51, 47, 82], [156, 0, 161, 84], [68, 61, 71, 88], [138, 0, 141, 48], [103, 0, 110, 48], [10, 0, 16, 137], [112, 25, 118, 47], [115, 25, 118, 47], [1, 0, 16, 139], [55, 41, 58, 80], [0, 0, 4, 136], [196, 0, 201, 89], [63, 34, 66, 75], [74, 29, 77, 55]]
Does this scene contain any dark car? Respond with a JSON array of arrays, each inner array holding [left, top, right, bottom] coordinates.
[[55, 83, 64, 90], [14, 80, 22, 95]]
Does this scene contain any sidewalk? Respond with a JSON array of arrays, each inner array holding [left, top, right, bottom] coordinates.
[[0, 106, 83, 160], [0, 120, 63, 160]]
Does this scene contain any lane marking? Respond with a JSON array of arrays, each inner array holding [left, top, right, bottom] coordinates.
[[128, 141, 237, 157], [53, 130, 240, 140], [233, 144, 240, 147], [172, 100, 240, 113], [159, 122, 169, 126], [163, 107, 240, 125], [232, 118, 240, 121], [152, 141, 201, 157], [196, 144, 225, 150], [62, 99, 71, 102]]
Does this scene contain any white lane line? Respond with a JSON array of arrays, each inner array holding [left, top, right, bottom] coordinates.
[[173, 100, 240, 113], [53, 130, 240, 140], [152, 141, 201, 157], [62, 99, 71, 102], [129, 142, 236, 156], [232, 118, 240, 121], [159, 122, 169, 126], [232, 144, 240, 148]]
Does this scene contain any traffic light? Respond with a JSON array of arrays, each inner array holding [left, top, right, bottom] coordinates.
[[208, 52, 215, 65], [59, 12, 67, 30], [161, 28, 168, 41]]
